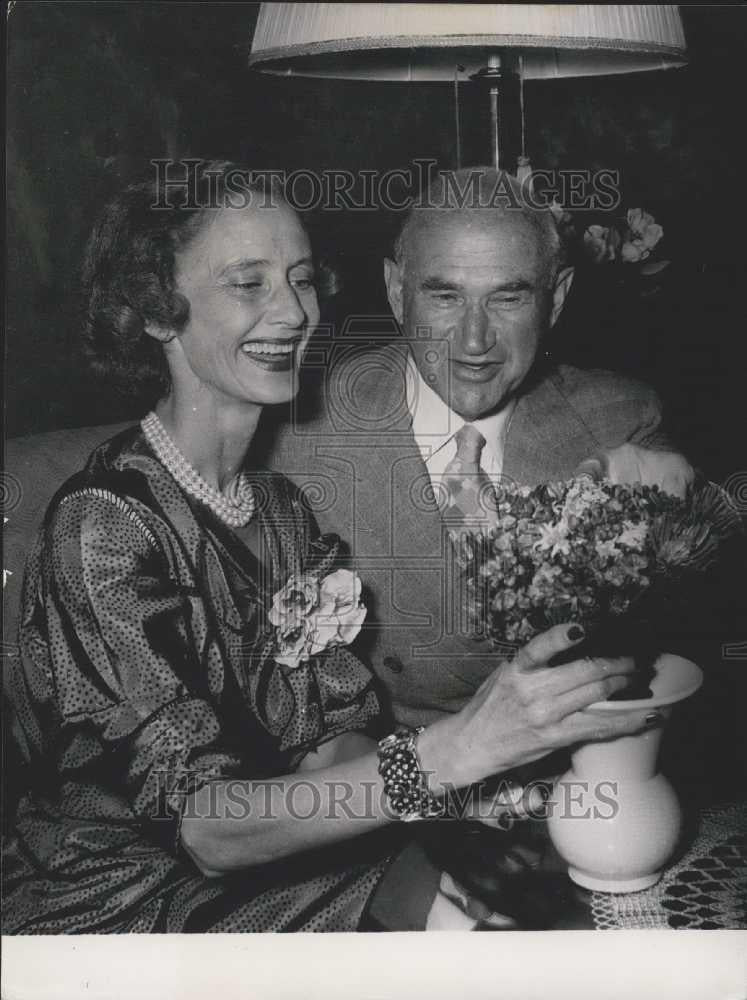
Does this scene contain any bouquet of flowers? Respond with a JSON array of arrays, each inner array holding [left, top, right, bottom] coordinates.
[[452, 476, 742, 698]]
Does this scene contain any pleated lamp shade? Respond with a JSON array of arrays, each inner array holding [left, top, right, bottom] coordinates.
[[249, 3, 687, 81]]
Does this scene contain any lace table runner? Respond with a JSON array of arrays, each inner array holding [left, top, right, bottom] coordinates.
[[591, 802, 747, 930]]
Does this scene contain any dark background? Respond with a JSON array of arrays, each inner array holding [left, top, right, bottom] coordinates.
[[4, 3, 747, 801], [6, 2, 747, 485]]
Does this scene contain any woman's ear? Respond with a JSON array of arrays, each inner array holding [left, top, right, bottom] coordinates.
[[549, 266, 574, 328], [144, 321, 177, 344], [383, 258, 404, 325]]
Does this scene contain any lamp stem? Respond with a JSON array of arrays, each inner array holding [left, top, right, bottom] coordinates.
[[454, 65, 462, 170], [489, 84, 500, 169], [519, 54, 526, 160], [488, 53, 501, 169]]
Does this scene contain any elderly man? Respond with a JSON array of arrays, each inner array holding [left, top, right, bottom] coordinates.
[[262, 167, 692, 728]]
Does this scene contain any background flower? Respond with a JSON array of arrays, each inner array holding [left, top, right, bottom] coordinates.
[[621, 207, 664, 262], [583, 224, 622, 264], [579, 206, 666, 274]]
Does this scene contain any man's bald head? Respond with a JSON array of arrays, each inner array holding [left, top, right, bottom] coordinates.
[[393, 168, 564, 287]]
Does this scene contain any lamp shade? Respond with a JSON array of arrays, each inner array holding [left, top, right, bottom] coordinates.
[[249, 3, 687, 81]]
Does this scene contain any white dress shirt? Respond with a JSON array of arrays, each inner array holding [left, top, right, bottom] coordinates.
[[405, 355, 516, 488]]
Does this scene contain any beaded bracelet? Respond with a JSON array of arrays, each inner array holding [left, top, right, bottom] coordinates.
[[377, 727, 445, 822]]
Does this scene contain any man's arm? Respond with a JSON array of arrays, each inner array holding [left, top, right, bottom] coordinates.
[[625, 388, 670, 450]]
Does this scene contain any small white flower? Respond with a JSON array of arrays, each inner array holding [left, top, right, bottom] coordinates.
[[595, 539, 618, 561], [309, 569, 366, 654], [274, 620, 314, 668], [617, 520, 648, 550], [622, 208, 664, 263], [583, 224, 621, 264], [269, 574, 319, 631], [534, 522, 571, 558], [564, 477, 609, 516]]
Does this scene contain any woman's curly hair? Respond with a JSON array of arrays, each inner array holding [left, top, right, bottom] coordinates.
[[81, 160, 293, 401]]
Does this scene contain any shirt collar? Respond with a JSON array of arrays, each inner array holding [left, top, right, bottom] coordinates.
[[406, 352, 515, 462]]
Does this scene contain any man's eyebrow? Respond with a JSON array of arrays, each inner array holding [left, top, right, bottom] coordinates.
[[490, 280, 534, 293], [420, 277, 461, 291], [220, 257, 270, 274], [419, 277, 534, 293]]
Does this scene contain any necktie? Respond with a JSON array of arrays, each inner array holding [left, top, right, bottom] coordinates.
[[440, 424, 496, 639], [440, 424, 496, 529]]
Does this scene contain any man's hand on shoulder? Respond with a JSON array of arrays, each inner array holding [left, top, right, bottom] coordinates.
[[575, 443, 694, 498]]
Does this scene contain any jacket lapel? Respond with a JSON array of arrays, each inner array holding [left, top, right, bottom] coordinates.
[[503, 369, 599, 486], [328, 342, 443, 562]]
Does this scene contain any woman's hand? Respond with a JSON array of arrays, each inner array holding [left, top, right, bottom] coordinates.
[[418, 624, 655, 792], [181, 625, 654, 875]]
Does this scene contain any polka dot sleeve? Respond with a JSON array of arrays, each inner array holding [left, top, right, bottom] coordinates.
[[38, 490, 244, 848]]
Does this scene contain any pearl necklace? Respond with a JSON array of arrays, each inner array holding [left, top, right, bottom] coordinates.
[[141, 411, 256, 528]]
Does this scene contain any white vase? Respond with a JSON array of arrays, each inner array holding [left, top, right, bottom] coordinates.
[[547, 654, 703, 893]]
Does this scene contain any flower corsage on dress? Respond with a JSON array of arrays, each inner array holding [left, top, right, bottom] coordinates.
[[250, 535, 379, 756]]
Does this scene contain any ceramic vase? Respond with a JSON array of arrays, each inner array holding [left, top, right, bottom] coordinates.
[[547, 654, 703, 893]]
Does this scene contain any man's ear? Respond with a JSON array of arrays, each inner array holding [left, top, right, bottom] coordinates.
[[383, 257, 404, 326], [549, 266, 574, 328]]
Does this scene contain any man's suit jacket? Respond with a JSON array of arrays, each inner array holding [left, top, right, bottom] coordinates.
[[260, 342, 668, 727]]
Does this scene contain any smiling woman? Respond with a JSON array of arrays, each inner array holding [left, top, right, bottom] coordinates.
[[2, 161, 406, 932], [158, 194, 318, 411], [83, 163, 318, 418]]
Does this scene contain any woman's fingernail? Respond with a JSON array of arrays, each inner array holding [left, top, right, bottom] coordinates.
[[645, 711, 663, 727], [567, 625, 585, 641]]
